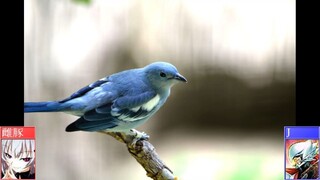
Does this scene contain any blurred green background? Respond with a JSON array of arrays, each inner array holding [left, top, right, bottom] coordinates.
[[24, 0, 295, 179]]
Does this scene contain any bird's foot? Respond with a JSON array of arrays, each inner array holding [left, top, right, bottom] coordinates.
[[129, 129, 150, 145]]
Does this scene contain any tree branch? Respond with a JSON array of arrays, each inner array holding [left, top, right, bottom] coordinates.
[[99, 131, 177, 180]]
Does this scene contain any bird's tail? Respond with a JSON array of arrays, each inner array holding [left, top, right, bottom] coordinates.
[[24, 101, 67, 113]]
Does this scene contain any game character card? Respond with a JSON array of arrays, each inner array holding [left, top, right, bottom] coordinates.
[[285, 127, 319, 180], [1, 127, 35, 180]]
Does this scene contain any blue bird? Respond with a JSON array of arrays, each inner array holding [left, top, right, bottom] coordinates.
[[24, 62, 187, 139]]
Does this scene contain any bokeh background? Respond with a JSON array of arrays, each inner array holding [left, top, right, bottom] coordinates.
[[24, 0, 295, 179]]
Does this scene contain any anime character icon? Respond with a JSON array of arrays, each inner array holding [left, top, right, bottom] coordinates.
[[285, 140, 319, 179], [1, 140, 35, 179]]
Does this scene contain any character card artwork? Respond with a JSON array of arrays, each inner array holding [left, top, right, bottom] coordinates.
[[285, 127, 319, 180], [1, 127, 36, 180]]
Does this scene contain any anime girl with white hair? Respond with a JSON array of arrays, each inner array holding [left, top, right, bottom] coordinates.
[[1, 140, 35, 179], [285, 140, 319, 179]]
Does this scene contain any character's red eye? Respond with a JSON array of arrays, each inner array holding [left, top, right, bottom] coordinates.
[[20, 157, 31, 162], [5, 153, 12, 159]]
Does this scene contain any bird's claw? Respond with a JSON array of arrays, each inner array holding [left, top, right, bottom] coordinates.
[[137, 131, 150, 140], [129, 129, 150, 145]]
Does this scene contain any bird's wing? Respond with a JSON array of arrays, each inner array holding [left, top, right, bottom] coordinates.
[[66, 91, 158, 132], [84, 91, 158, 122], [65, 115, 118, 132], [59, 77, 109, 103], [110, 91, 159, 121]]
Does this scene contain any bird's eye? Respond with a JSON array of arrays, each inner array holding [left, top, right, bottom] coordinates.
[[160, 72, 166, 77]]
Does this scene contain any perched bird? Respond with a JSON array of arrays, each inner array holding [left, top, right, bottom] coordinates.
[[24, 62, 187, 139]]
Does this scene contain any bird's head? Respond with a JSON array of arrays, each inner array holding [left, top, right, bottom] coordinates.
[[144, 62, 187, 91]]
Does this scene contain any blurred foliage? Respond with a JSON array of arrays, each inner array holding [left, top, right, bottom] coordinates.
[[72, 0, 91, 5], [226, 155, 282, 180]]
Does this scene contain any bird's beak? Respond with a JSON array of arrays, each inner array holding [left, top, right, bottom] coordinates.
[[174, 73, 188, 83]]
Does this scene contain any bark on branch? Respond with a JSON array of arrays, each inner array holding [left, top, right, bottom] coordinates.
[[99, 131, 177, 180]]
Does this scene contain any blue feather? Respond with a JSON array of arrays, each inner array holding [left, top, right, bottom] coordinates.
[[24, 62, 187, 133], [24, 101, 66, 112], [59, 77, 109, 103], [66, 116, 118, 132]]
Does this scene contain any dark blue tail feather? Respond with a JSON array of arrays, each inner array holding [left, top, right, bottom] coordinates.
[[24, 101, 65, 113]]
